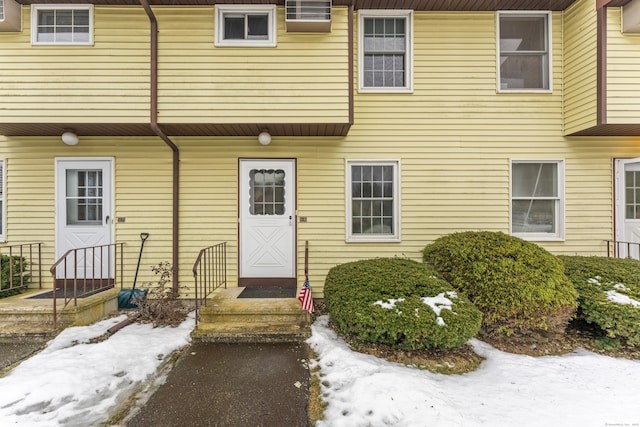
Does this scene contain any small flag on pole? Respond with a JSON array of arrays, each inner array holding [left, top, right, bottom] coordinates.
[[298, 279, 314, 314]]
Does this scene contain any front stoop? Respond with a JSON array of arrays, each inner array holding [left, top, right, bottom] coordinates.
[[192, 287, 310, 343], [0, 288, 119, 339]]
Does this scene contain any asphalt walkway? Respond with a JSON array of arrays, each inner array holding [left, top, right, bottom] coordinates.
[[125, 342, 311, 427]]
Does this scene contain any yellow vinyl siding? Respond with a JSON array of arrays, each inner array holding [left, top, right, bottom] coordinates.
[[563, 0, 598, 134], [606, 7, 640, 124], [0, 7, 150, 123], [155, 7, 349, 124]]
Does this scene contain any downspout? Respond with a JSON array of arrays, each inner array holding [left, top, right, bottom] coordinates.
[[140, 0, 180, 293]]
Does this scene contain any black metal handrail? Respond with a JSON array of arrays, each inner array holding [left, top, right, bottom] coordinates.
[[0, 242, 43, 295], [606, 240, 640, 260], [193, 242, 227, 325], [50, 242, 125, 328]]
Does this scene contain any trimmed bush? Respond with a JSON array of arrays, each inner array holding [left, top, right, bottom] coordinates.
[[0, 255, 30, 298], [324, 258, 482, 351], [560, 256, 640, 348], [422, 231, 578, 337]]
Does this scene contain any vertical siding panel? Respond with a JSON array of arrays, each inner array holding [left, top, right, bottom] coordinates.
[[155, 7, 349, 124], [606, 7, 640, 124], [564, 0, 598, 134], [0, 7, 150, 122]]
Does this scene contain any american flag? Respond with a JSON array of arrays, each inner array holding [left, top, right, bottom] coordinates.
[[298, 279, 314, 314]]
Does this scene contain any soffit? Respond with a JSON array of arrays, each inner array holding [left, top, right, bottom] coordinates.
[[13, 0, 580, 11]]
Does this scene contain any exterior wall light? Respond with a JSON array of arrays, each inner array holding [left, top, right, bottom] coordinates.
[[61, 130, 79, 146], [258, 130, 271, 145]]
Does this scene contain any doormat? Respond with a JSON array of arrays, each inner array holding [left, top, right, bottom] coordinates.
[[238, 286, 296, 299], [27, 286, 114, 300]]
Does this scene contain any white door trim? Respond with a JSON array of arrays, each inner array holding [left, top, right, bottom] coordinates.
[[55, 157, 115, 259], [238, 158, 296, 283]]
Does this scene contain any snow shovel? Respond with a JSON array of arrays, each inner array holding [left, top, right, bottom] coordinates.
[[118, 232, 150, 309]]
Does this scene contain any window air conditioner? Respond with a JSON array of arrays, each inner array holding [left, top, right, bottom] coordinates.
[[0, 0, 21, 32], [285, 0, 331, 33]]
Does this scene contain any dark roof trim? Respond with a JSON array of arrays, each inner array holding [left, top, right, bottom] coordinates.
[[14, 0, 580, 11], [0, 123, 352, 137]]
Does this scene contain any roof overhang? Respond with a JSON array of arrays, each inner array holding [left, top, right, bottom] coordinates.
[[0, 123, 352, 137], [13, 0, 580, 11]]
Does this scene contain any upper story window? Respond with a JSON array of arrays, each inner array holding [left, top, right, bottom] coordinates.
[[31, 5, 93, 45], [358, 10, 413, 93], [346, 160, 400, 242], [511, 160, 564, 241], [215, 5, 276, 47], [498, 11, 551, 92]]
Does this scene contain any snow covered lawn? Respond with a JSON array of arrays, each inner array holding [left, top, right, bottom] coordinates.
[[0, 314, 193, 426], [1, 313, 639, 426], [309, 315, 640, 427]]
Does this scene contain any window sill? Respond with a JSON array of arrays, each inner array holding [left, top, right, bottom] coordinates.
[[497, 88, 552, 94], [346, 236, 401, 243], [358, 87, 414, 94], [512, 233, 565, 242], [214, 40, 277, 48]]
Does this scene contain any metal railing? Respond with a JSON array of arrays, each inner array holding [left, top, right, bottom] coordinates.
[[50, 242, 125, 328], [606, 240, 640, 261], [0, 242, 43, 296], [193, 242, 227, 325]]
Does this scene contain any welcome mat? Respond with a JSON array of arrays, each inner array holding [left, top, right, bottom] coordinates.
[[27, 286, 114, 300], [238, 286, 296, 299]]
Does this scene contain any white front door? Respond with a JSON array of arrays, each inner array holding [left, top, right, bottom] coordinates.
[[615, 158, 640, 258], [56, 158, 113, 278], [239, 159, 296, 281]]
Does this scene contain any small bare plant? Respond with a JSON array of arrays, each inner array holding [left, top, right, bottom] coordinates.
[[135, 261, 187, 327]]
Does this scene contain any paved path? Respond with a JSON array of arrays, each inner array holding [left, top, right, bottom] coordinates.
[[126, 342, 311, 427]]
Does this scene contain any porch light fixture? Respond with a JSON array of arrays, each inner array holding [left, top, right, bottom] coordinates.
[[61, 130, 79, 146], [258, 130, 271, 146]]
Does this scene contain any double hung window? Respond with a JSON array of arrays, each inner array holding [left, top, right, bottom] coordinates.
[[347, 160, 400, 242], [359, 10, 412, 92], [498, 11, 551, 92], [511, 160, 564, 240], [31, 4, 92, 45], [215, 5, 276, 47]]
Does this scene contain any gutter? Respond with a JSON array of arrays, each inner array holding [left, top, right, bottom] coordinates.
[[140, 0, 180, 293]]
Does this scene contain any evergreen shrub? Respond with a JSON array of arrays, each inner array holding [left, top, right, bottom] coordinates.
[[422, 231, 578, 337], [324, 258, 482, 351], [560, 255, 640, 348], [0, 255, 29, 297]]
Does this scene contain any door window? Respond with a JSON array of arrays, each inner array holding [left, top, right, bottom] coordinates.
[[66, 169, 103, 225], [626, 171, 640, 219], [249, 169, 286, 215]]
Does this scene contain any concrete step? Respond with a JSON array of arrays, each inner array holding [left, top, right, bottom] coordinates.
[[193, 287, 311, 343]]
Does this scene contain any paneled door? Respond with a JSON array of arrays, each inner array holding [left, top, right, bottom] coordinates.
[[55, 158, 113, 278], [615, 158, 640, 259], [239, 159, 296, 283]]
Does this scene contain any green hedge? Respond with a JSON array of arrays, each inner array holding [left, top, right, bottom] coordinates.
[[324, 258, 482, 351], [0, 255, 30, 297], [422, 231, 578, 337], [560, 256, 640, 348]]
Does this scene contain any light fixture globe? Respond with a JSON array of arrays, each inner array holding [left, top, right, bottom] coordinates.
[[258, 131, 271, 146], [61, 130, 79, 146]]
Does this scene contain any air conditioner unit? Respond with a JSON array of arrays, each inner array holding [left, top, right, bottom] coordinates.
[[623, 0, 640, 33], [285, 0, 331, 33], [0, 0, 21, 32]]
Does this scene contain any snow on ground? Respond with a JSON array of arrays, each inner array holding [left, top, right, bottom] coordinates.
[[1, 312, 640, 426], [309, 315, 640, 427], [0, 313, 194, 426]]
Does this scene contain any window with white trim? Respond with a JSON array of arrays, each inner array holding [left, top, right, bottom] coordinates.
[[31, 4, 93, 45], [511, 160, 564, 240], [498, 11, 551, 92], [347, 160, 400, 242], [215, 5, 276, 47], [359, 10, 412, 92], [0, 160, 5, 242]]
